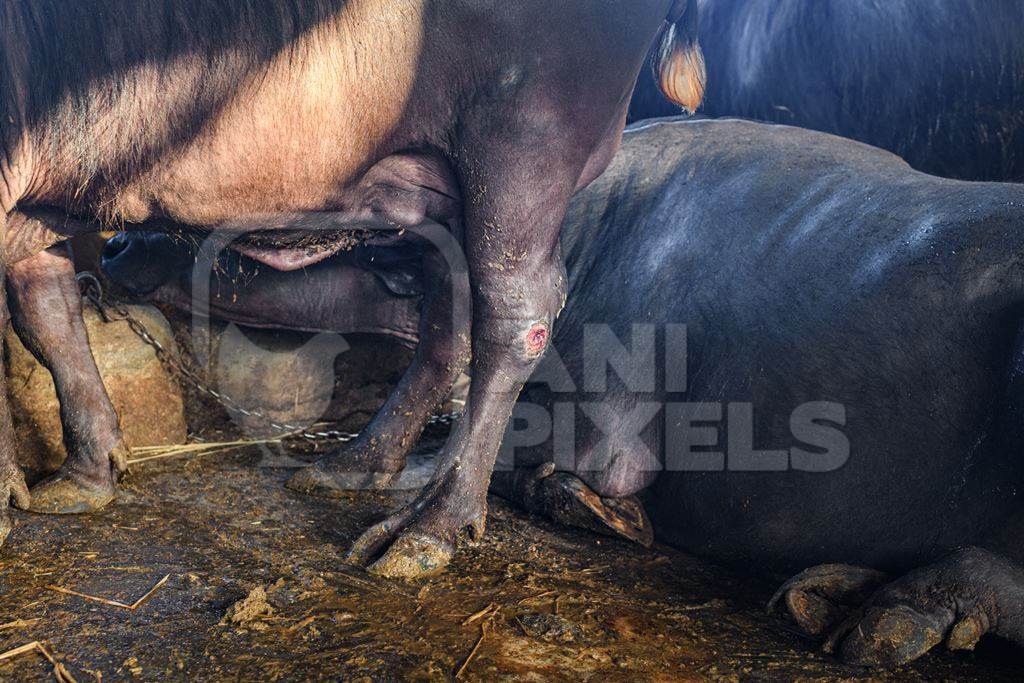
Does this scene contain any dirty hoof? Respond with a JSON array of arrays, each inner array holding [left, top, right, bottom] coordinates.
[[768, 564, 889, 637], [0, 507, 14, 547], [367, 532, 454, 579], [286, 463, 395, 499], [815, 548, 1024, 668], [1, 461, 31, 539], [27, 470, 115, 514], [491, 466, 653, 546], [347, 492, 486, 580], [346, 515, 479, 580], [829, 603, 946, 667], [524, 470, 654, 547]]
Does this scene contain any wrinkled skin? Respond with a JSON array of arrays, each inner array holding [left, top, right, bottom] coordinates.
[[630, 0, 1024, 182], [512, 118, 1024, 666], [7, 244, 129, 513], [0, 234, 129, 536], [0, 0, 701, 567], [105, 118, 1024, 665]]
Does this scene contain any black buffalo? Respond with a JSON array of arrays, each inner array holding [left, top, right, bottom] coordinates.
[[630, 0, 1024, 181], [105, 118, 1024, 667]]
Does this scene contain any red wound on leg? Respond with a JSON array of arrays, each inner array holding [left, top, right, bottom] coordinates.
[[526, 323, 549, 355]]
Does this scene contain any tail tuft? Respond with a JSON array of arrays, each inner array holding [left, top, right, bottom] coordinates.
[[653, 0, 706, 114]]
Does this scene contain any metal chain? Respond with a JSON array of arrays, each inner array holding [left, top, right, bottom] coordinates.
[[76, 272, 461, 444]]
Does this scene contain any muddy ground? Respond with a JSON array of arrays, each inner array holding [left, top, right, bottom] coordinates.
[[1, 429, 1020, 681], [0, 287, 1020, 681]]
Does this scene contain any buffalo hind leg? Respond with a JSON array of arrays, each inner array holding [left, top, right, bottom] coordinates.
[[287, 245, 470, 496], [346, 124, 581, 578], [346, 253, 565, 578], [7, 244, 128, 514], [770, 548, 1024, 667]]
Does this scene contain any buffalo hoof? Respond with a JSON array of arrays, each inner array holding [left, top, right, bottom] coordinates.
[[537, 473, 653, 547], [286, 463, 396, 499], [27, 469, 115, 515], [491, 464, 654, 547], [360, 531, 454, 580], [774, 548, 1024, 667], [1, 461, 30, 546], [346, 476, 486, 580], [109, 442, 131, 479], [768, 564, 889, 637]]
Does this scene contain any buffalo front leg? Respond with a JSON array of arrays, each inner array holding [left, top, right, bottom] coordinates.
[[7, 244, 127, 514], [287, 244, 471, 496], [347, 146, 574, 578]]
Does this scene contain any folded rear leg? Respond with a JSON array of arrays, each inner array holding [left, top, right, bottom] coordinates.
[[7, 243, 128, 514], [767, 564, 891, 637], [491, 400, 660, 546], [770, 547, 1024, 667]]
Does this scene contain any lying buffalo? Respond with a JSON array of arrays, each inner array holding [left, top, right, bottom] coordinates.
[[0, 0, 704, 574], [630, 0, 1024, 182], [105, 118, 1024, 667]]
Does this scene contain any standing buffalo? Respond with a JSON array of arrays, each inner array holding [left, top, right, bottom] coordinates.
[[0, 0, 705, 578], [630, 0, 1024, 181], [105, 118, 1024, 667]]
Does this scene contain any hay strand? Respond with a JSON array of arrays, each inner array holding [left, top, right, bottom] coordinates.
[[454, 625, 487, 679], [47, 574, 170, 611], [127, 438, 286, 465], [454, 606, 499, 679], [461, 603, 497, 626], [0, 618, 40, 632], [0, 641, 79, 683], [0, 641, 40, 661]]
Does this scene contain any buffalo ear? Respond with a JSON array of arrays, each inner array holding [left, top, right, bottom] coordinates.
[[654, 0, 707, 114]]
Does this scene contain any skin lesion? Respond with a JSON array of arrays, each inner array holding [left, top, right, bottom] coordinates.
[[526, 322, 549, 356]]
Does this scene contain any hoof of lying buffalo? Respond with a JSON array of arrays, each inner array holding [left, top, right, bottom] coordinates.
[[767, 564, 890, 637], [831, 604, 946, 668], [26, 470, 116, 515], [492, 466, 655, 548], [540, 474, 655, 547], [286, 463, 395, 499]]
